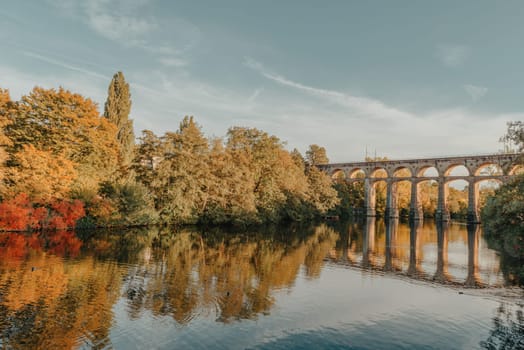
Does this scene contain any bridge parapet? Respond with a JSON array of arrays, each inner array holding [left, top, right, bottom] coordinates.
[[319, 153, 521, 178]]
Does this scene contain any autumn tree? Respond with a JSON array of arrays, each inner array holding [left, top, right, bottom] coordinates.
[[4, 87, 120, 188], [306, 166, 340, 214], [200, 138, 258, 224], [146, 116, 211, 223], [0, 88, 13, 196], [226, 127, 296, 222], [6, 144, 77, 201], [104, 72, 135, 170]]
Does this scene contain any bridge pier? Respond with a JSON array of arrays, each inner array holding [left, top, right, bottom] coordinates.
[[409, 181, 423, 221], [467, 179, 480, 223], [385, 180, 399, 218], [364, 178, 376, 217], [435, 179, 450, 221]]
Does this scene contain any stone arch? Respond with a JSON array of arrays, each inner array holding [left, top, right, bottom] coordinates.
[[445, 179, 469, 218], [369, 178, 387, 216], [476, 178, 503, 209], [331, 169, 347, 180], [370, 167, 388, 178], [416, 178, 438, 217], [474, 162, 503, 176], [349, 168, 366, 179], [508, 163, 524, 175], [444, 164, 470, 176], [392, 166, 412, 178], [392, 178, 412, 217], [417, 165, 439, 177]]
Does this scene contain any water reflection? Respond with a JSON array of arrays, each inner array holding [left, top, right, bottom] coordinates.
[[0, 219, 521, 349], [326, 218, 507, 288], [480, 302, 524, 349]]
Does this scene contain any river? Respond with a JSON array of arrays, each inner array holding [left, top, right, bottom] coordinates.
[[0, 219, 522, 349]]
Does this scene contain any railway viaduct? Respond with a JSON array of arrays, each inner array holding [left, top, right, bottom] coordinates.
[[318, 153, 521, 223]]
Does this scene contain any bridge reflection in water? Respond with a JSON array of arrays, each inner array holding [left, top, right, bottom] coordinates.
[[328, 218, 501, 288]]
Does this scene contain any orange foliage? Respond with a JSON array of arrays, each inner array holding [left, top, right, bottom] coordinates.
[[0, 193, 85, 231], [48, 199, 85, 230], [0, 193, 35, 231], [11, 87, 120, 186], [7, 144, 77, 201]]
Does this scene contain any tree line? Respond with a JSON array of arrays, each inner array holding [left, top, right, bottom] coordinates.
[[481, 121, 523, 285], [0, 72, 339, 230], [1, 72, 521, 232]]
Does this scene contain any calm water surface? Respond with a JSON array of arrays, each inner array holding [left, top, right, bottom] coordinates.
[[0, 219, 522, 349]]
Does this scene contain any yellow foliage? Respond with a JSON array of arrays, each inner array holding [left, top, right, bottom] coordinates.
[[6, 144, 77, 201]]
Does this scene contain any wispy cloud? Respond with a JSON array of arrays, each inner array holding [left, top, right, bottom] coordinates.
[[244, 57, 413, 121], [47, 0, 197, 66], [22, 51, 107, 80], [241, 57, 516, 160], [436, 44, 470, 67], [463, 84, 488, 101]]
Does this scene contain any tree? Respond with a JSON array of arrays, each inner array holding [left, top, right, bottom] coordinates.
[[306, 166, 340, 214], [5, 87, 120, 188], [148, 116, 211, 224], [306, 144, 329, 166], [290, 148, 306, 170], [499, 121, 524, 154], [104, 72, 135, 169], [6, 145, 77, 202], [98, 181, 158, 226], [482, 175, 524, 260], [481, 123, 524, 285], [0, 88, 13, 196]]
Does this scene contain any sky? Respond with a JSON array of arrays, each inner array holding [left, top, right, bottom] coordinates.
[[1, 0, 523, 162]]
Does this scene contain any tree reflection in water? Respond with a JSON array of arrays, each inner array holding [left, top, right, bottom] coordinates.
[[480, 303, 524, 349], [118, 224, 338, 323], [0, 219, 522, 349], [0, 224, 338, 348]]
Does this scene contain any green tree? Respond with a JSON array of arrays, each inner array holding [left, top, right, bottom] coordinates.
[[306, 144, 329, 166], [104, 72, 135, 170], [482, 123, 523, 285], [133, 130, 163, 191], [151, 116, 210, 224], [226, 127, 308, 222], [99, 181, 158, 226], [201, 138, 258, 225], [499, 121, 523, 154], [306, 166, 340, 214]]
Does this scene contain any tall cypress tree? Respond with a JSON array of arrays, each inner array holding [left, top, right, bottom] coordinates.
[[104, 72, 135, 169]]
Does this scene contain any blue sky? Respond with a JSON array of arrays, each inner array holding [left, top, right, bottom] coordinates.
[[1, 1, 523, 162]]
